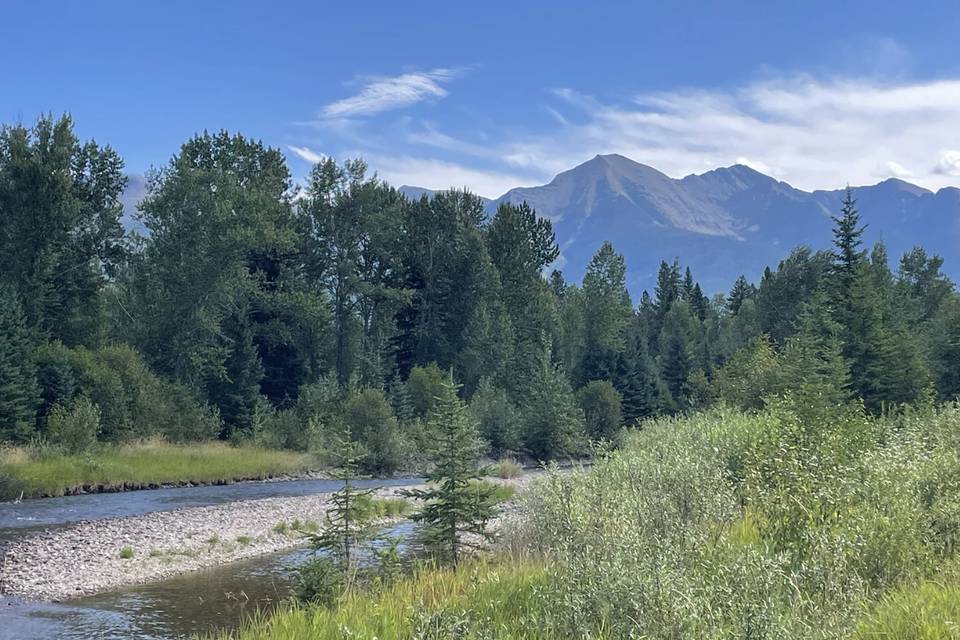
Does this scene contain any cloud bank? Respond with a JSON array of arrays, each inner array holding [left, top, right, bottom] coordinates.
[[297, 75, 960, 197]]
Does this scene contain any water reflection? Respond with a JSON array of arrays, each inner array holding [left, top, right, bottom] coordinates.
[[1, 523, 416, 640]]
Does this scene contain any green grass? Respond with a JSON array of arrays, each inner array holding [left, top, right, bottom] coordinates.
[[491, 458, 523, 479], [205, 557, 575, 640], [0, 440, 314, 499], [854, 580, 960, 639], [118, 546, 134, 559]]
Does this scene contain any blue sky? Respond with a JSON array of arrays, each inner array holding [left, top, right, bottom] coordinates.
[[5, 1, 960, 196]]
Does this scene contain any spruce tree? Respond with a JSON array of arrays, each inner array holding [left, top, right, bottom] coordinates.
[[728, 275, 755, 315], [402, 378, 496, 566], [522, 354, 585, 460], [0, 287, 39, 442]]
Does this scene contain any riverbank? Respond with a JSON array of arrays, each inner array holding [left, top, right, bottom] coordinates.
[[0, 473, 533, 602], [0, 485, 417, 601], [0, 441, 317, 500]]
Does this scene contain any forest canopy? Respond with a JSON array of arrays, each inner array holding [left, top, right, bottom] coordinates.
[[1, 115, 957, 471]]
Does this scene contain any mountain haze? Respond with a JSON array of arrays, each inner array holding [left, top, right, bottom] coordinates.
[[402, 154, 960, 294]]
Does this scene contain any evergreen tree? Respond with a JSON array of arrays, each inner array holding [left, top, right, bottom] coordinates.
[[301, 424, 377, 600], [657, 301, 700, 411], [727, 275, 755, 315], [402, 378, 496, 566], [580, 242, 631, 383], [614, 314, 664, 422], [522, 354, 585, 460], [0, 287, 39, 441]]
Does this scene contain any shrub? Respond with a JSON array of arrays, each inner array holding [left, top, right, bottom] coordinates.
[[577, 380, 622, 442], [492, 458, 523, 479], [296, 556, 343, 605], [45, 397, 100, 453], [405, 363, 447, 422], [342, 389, 404, 475], [470, 378, 521, 455], [118, 546, 134, 559]]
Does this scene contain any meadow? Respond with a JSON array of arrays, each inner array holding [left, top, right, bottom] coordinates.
[[0, 440, 315, 499]]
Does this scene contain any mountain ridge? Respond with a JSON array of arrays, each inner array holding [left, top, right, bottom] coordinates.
[[399, 154, 960, 294]]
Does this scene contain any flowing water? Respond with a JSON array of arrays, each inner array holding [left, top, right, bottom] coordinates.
[[0, 479, 421, 639]]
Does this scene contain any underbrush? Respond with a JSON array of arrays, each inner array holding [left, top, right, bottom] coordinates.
[[0, 439, 315, 498]]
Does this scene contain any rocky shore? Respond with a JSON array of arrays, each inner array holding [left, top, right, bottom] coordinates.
[[0, 485, 416, 601], [0, 473, 536, 602]]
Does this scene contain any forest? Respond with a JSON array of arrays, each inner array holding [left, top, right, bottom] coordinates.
[[0, 114, 959, 487]]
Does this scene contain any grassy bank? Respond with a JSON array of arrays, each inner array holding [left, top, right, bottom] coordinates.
[[0, 440, 315, 499], [212, 400, 960, 639], [206, 557, 561, 640]]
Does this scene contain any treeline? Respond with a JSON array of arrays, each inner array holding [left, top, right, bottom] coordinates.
[[0, 115, 958, 470]]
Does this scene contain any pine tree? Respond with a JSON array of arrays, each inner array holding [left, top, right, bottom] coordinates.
[[522, 354, 585, 460], [614, 315, 664, 422], [657, 301, 699, 411], [402, 378, 496, 566], [727, 275, 755, 315], [831, 188, 867, 293], [580, 242, 631, 383], [299, 424, 377, 602], [0, 287, 39, 442]]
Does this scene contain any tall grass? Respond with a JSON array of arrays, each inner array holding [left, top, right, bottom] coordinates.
[[0, 440, 314, 498], [205, 557, 585, 640]]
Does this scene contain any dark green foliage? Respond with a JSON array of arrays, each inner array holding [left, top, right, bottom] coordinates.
[[0, 115, 126, 347], [523, 356, 585, 460], [402, 378, 497, 565], [341, 388, 403, 475], [469, 378, 521, 455], [614, 316, 665, 422], [930, 296, 960, 400], [577, 380, 622, 441], [657, 301, 700, 411], [579, 242, 632, 384], [404, 362, 447, 422], [0, 114, 957, 471], [0, 287, 38, 442]]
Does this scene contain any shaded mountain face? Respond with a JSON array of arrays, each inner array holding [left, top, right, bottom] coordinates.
[[403, 154, 960, 295]]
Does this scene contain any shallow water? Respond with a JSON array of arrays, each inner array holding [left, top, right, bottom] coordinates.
[[1, 522, 416, 640], [0, 478, 421, 639], [0, 476, 420, 541]]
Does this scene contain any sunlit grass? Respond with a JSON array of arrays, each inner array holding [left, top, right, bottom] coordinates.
[[0, 440, 314, 498], [204, 556, 583, 640]]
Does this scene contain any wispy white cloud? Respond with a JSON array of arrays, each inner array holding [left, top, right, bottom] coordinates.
[[321, 68, 463, 119], [501, 77, 960, 191], [295, 75, 960, 195], [286, 145, 327, 164]]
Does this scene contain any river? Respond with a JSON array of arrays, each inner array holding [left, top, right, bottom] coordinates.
[[0, 478, 422, 640]]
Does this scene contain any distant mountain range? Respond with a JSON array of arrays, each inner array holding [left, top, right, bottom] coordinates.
[[400, 154, 960, 295]]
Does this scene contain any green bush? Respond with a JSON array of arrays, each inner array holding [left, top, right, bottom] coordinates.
[[470, 378, 521, 455], [45, 397, 100, 453], [296, 556, 344, 605], [35, 343, 220, 444], [405, 363, 447, 422], [577, 380, 622, 442], [342, 388, 404, 475]]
